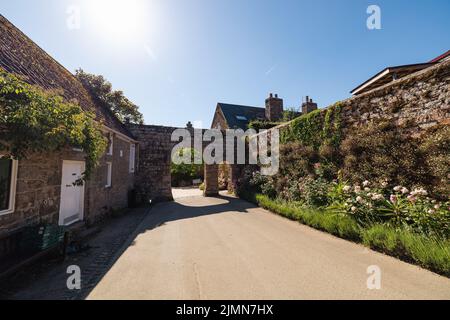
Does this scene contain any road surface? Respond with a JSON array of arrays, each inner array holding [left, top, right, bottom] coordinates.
[[88, 194, 450, 300]]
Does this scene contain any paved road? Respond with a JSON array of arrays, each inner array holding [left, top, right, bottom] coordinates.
[[88, 194, 450, 300]]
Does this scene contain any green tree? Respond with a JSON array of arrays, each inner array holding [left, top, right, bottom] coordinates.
[[75, 69, 144, 124]]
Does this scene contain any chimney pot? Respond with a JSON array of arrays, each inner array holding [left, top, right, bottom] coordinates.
[[275, 94, 278, 98], [269, 93, 273, 98]]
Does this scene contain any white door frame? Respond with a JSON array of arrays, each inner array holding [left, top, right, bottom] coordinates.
[[59, 160, 85, 226]]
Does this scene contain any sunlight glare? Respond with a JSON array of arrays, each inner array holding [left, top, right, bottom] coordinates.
[[87, 0, 147, 43]]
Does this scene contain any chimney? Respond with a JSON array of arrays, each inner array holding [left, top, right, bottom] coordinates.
[[265, 93, 284, 121], [301, 96, 318, 114]]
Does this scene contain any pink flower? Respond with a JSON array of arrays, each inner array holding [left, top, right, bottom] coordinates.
[[390, 194, 398, 203], [407, 195, 416, 203]]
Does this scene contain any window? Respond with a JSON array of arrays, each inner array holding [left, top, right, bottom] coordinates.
[[236, 115, 247, 121], [129, 144, 136, 173], [107, 132, 113, 155], [0, 156, 18, 215], [105, 162, 112, 188]]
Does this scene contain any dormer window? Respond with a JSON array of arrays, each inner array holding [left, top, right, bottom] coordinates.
[[236, 115, 247, 121]]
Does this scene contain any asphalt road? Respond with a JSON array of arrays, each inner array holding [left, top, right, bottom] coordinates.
[[87, 194, 450, 300]]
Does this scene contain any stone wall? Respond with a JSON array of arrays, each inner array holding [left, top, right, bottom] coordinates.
[[0, 133, 135, 257], [272, 59, 449, 137], [127, 124, 179, 203], [339, 59, 449, 135]]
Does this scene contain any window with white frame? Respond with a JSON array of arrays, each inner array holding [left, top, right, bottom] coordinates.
[[0, 156, 18, 215], [129, 144, 136, 173], [105, 162, 112, 188], [107, 132, 113, 155]]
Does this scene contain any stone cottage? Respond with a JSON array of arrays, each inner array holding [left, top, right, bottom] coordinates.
[[0, 15, 137, 257]]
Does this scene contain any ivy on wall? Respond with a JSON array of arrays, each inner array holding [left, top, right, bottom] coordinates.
[[280, 102, 343, 149], [0, 69, 107, 179]]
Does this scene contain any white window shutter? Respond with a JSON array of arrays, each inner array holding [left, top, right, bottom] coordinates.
[[129, 144, 136, 173]]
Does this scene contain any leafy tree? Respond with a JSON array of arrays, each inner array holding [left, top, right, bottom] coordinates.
[[170, 148, 203, 186], [75, 69, 144, 124], [0, 68, 107, 179]]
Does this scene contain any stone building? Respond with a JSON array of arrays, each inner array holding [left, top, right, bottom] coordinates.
[[0, 15, 137, 258]]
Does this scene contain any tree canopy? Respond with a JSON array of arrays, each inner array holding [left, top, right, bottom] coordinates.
[[76, 69, 144, 124]]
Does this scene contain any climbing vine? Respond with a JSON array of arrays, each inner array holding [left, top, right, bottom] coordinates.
[[280, 102, 343, 149], [0, 68, 107, 179]]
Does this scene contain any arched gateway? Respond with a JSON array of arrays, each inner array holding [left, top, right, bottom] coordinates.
[[127, 124, 243, 203]]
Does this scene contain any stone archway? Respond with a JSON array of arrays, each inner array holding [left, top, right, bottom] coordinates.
[[127, 124, 241, 203]]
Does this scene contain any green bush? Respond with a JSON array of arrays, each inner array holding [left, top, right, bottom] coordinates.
[[170, 148, 203, 187]]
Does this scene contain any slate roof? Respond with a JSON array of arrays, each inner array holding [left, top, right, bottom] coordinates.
[[0, 14, 135, 139], [217, 103, 266, 130]]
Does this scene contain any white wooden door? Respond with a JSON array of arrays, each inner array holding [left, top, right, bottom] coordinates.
[[59, 161, 85, 226]]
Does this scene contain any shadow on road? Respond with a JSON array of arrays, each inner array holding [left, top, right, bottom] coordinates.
[[2, 193, 256, 300]]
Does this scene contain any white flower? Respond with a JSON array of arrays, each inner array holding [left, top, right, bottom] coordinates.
[[343, 185, 351, 192], [354, 185, 361, 193], [411, 188, 427, 197], [393, 186, 402, 192], [381, 181, 388, 188], [434, 204, 441, 210], [364, 187, 370, 192], [401, 187, 409, 194], [363, 180, 370, 187], [356, 196, 363, 203], [428, 209, 435, 214], [351, 206, 357, 212], [371, 193, 384, 201]]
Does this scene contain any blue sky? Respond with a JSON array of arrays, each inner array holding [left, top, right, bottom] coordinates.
[[1, 0, 449, 127]]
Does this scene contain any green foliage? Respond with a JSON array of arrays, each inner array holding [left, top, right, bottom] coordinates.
[[255, 194, 361, 241], [170, 148, 203, 187], [327, 181, 450, 239], [281, 102, 343, 148], [248, 119, 280, 131], [419, 125, 450, 196], [362, 225, 450, 276], [281, 109, 324, 146], [0, 69, 107, 179], [76, 69, 144, 124], [281, 108, 299, 122]]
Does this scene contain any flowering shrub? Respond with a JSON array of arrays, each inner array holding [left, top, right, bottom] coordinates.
[[330, 180, 449, 239]]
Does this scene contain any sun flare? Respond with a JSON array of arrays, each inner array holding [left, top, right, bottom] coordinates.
[[87, 0, 147, 43]]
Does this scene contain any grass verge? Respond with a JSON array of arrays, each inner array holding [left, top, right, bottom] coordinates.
[[245, 193, 450, 277]]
